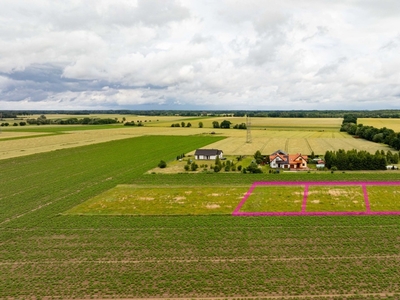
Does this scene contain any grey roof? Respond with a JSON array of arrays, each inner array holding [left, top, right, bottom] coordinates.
[[271, 149, 287, 155], [194, 149, 223, 156]]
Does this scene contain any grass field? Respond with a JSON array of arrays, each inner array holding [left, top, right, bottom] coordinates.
[[368, 185, 400, 211], [65, 185, 248, 215], [306, 186, 366, 212], [1, 118, 400, 299], [240, 185, 304, 212]]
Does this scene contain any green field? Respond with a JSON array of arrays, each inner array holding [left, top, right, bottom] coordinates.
[[1, 130, 400, 298]]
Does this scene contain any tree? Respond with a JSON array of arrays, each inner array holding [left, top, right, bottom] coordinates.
[[186, 122, 192, 127], [254, 150, 263, 164], [158, 160, 167, 168], [215, 156, 222, 170], [220, 120, 232, 129], [190, 162, 198, 171], [212, 121, 220, 128], [198, 122, 203, 128], [181, 122, 185, 127], [246, 162, 263, 173]]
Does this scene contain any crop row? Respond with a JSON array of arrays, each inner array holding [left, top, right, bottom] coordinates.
[[1, 256, 399, 298]]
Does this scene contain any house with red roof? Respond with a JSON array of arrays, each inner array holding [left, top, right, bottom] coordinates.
[[269, 150, 308, 170]]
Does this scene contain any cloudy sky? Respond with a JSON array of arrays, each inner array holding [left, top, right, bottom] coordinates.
[[1, 0, 400, 110]]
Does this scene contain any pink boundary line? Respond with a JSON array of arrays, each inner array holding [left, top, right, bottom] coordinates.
[[232, 181, 400, 217]]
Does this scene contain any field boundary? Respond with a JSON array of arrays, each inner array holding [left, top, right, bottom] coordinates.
[[233, 181, 400, 216]]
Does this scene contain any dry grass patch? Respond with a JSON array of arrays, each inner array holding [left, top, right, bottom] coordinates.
[[65, 185, 249, 215]]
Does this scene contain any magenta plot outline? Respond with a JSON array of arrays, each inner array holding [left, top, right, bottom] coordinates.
[[232, 181, 400, 216]]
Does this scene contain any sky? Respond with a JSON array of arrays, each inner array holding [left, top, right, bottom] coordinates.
[[1, 0, 400, 111]]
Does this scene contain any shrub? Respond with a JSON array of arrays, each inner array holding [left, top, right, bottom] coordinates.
[[158, 160, 167, 168], [214, 165, 221, 173], [184, 165, 189, 171], [190, 162, 198, 171]]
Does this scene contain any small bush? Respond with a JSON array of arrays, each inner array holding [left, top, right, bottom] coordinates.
[[184, 165, 189, 171], [158, 160, 167, 168], [191, 162, 198, 171]]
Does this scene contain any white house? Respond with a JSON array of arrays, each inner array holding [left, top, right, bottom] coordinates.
[[269, 150, 308, 169], [194, 149, 223, 160]]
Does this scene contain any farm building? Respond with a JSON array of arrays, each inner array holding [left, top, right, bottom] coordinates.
[[194, 149, 223, 160], [316, 160, 325, 169], [269, 150, 308, 169]]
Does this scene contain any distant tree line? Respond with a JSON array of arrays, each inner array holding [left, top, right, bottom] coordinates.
[[26, 115, 119, 125], [324, 149, 398, 170], [124, 121, 144, 126], [3, 110, 400, 118], [171, 122, 192, 127], [212, 120, 246, 129], [341, 115, 400, 150]]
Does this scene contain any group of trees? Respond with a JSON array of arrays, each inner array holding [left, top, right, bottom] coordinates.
[[124, 121, 144, 126], [324, 149, 398, 171], [341, 116, 400, 150], [212, 120, 232, 128], [170, 122, 192, 127], [1, 122, 26, 127], [25, 115, 120, 125]]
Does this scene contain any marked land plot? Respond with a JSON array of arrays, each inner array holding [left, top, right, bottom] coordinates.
[[234, 181, 400, 216], [65, 185, 248, 215], [306, 186, 365, 212], [239, 186, 304, 212], [367, 186, 400, 211]]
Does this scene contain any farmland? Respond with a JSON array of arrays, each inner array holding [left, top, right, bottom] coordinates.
[[1, 115, 400, 299], [0, 116, 394, 160], [358, 118, 400, 132]]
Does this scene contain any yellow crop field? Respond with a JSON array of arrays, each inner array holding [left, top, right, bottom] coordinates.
[[188, 130, 392, 156], [0, 127, 206, 160], [0, 131, 50, 140], [140, 116, 343, 130], [358, 118, 400, 132], [0, 115, 396, 160]]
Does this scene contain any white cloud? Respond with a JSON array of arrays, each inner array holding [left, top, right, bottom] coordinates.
[[1, 0, 400, 110]]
